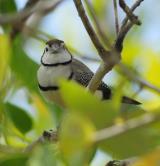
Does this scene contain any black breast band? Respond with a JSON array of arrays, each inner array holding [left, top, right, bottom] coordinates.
[[38, 84, 59, 91], [41, 57, 72, 67]]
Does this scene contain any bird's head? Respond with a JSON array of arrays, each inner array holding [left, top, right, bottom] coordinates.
[[41, 39, 72, 65], [45, 39, 65, 54]]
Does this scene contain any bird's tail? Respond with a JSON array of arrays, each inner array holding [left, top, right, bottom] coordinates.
[[121, 96, 141, 105]]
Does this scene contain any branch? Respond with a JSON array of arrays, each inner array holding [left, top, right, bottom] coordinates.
[[113, 0, 119, 36], [10, 0, 39, 38], [73, 0, 144, 95], [24, 25, 101, 64], [73, 0, 110, 61], [84, 0, 111, 48], [106, 158, 137, 166], [119, 0, 141, 25], [114, 22, 133, 52], [132, 84, 144, 98], [122, 0, 144, 28], [24, 130, 58, 153], [73, 0, 122, 93], [114, 0, 144, 53], [119, 63, 160, 94], [73, 0, 144, 94], [114, 0, 144, 52], [0, 0, 64, 25], [87, 62, 111, 93], [93, 113, 160, 142], [10, 0, 65, 38], [25, 0, 39, 8]]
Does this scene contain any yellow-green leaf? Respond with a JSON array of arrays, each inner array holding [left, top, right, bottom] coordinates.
[[32, 93, 56, 135], [99, 119, 160, 159], [60, 80, 118, 129], [0, 34, 10, 89], [0, 154, 28, 166], [59, 112, 95, 166], [122, 41, 142, 65], [133, 149, 160, 166]]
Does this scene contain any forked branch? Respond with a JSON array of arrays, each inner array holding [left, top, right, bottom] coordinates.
[[119, 0, 141, 25]]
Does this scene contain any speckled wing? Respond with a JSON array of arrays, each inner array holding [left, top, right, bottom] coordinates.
[[71, 58, 141, 105], [71, 58, 111, 99]]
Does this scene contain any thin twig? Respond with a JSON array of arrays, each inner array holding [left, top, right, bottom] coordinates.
[[0, 0, 64, 25], [114, 22, 133, 52], [122, 0, 144, 28], [10, 0, 65, 38], [73, 0, 109, 61], [80, 56, 100, 62], [24, 25, 100, 63], [117, 0, 144, 48], [23, 25, 53, 41], [106, 158, 137, 166], [113, 0, 119, 36], [119, 63, 160, 94], [24, 130, 58, 153], [73, 0, 114, 93], [132, 84, 144, 98], [119, 0, 141, 25], [84, 0, 111, 48], [114, 0, 144, 52], [73, 0, 121, 93], [10, 0, 39, 38], [93, 113, 160, 142], [25, 0, 39, 8]]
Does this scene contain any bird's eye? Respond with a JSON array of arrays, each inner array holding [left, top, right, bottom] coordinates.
[[45, 48, 48, 52]]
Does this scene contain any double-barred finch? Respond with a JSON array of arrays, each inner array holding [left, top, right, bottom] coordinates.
[[37, 39, 140, 107]]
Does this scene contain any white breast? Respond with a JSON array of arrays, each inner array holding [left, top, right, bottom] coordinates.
[[37, 64, 71, 87]]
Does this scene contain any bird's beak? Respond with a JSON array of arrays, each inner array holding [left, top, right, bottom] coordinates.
[[51, 43, 64, 54], [51, 47, 60, 54]]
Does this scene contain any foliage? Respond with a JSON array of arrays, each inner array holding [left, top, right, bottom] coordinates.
[[0, 0, 160, 166], [0, 0, 16, 14]]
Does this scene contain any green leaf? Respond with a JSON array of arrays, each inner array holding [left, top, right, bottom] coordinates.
[[59, 112, 95, 166], [5, 103, 33, 134], [0, 0, 17, 13], [11, 36, 39, 91], [60, 80, 118, 129], [0, 35, 10, 92], [0, 154, 28, 166], [99, 119, 160, 159], [28, 144, 61, 166], [31, 94, 56, 135]]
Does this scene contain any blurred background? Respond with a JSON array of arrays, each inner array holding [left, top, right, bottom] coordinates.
[[1, 0, 160, 165]]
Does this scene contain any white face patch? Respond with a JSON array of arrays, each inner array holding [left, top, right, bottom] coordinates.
[[51, 42, 64, 51]]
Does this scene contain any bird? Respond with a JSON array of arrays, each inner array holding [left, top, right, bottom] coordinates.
[[37, 39, 140, 108]]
